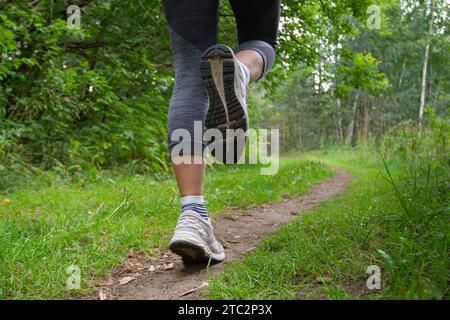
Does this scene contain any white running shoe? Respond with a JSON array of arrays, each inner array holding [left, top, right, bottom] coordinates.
[[169, 210, 225, 263]]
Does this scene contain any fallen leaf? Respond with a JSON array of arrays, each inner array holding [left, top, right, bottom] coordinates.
[[242, 246, 256, 254], [97, 279, 114, 286], [290, 211, 299, 215], [1, 198, 11, 206], [99, 289, 107, 300], [316, 276, 332, 284], [179, 282, 209, 297], [219, 239, 229, 248], [118, 276, 137, 285], [164, 263, 174, 270]]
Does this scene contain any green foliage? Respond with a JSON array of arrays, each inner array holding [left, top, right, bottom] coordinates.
[[251, 0, 449, 150], [0, 1, 172, 181], [337, 51, 390, 96], [374, 116, 449, 298], [0, 0, 385, 184], [209, 122, 449, 299]]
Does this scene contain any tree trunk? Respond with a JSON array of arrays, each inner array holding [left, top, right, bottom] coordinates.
[[361, 90, 370, 142], [398, 56, 406, 88], [347, 91, 359, 146], [419, 0, 435, 131], [336, 99, 343, 141]]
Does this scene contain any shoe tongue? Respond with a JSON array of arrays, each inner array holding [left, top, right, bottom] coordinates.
[[181, 210, 211, 225]]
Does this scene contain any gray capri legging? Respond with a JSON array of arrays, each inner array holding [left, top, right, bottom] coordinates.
[[162, 0, 281, 157]]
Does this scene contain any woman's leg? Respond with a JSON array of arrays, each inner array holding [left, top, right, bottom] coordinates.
[[162, 0, 218, 196], [172, 155, 205, 196], [230, 0, 281, 82], [235, 49, 264, 83], [163, 0, 226, 263]]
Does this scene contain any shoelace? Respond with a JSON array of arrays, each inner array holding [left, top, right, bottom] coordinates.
[[176, 213, 209, 240]]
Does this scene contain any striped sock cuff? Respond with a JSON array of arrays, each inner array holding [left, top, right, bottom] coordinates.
[[181, 203, 209, 220], [180, 196, 209, 220]]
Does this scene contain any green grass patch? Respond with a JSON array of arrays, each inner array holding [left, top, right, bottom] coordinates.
[[0, 157, 332, 299], [209, 144, 449, 299]]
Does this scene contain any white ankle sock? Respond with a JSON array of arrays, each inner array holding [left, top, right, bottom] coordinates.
[[239, 62, 251, 86], [180, 195, 209, 220]]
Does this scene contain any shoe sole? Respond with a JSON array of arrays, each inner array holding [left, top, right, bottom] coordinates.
[[169, 240, 223, 263], [200, 44, 247, 164]]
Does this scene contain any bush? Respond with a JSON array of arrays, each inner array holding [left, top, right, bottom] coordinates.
[[0, 3, 172, 188]]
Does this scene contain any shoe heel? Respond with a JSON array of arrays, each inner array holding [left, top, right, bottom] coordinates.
[[169, 240, 208, 263], [201, 44, 233, 59]]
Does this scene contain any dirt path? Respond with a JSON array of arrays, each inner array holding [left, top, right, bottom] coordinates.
[[91, 168, 352, 300]]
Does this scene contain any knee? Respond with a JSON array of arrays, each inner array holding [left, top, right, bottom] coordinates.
[[235, 40, 277, 79]]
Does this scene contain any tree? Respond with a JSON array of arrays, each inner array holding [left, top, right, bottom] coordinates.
[[337, 52, 389, 143], [419, 0, 435, 131]]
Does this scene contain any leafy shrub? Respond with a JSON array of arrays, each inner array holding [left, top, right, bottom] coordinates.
[[0, 2, 172, 188]]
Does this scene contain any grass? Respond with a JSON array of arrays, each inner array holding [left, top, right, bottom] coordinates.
[[209, 144, 449, 300], [0, 157, 333, 299]]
